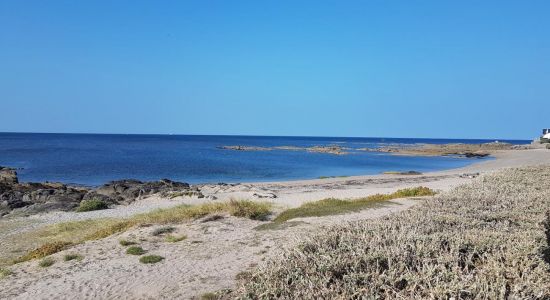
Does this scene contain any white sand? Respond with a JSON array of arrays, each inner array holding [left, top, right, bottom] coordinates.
[[0, 149, 548, 299]]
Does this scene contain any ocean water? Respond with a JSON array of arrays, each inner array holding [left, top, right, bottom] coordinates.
[[0, 133, 529, 186]]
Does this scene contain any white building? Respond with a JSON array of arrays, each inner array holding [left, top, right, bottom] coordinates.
[[543, 129, 550, 139]]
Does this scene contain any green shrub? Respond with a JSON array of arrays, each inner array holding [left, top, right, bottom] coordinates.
[[38, 257, 55, 268], [139, 255, 164, 264], [119, 239, 137, 246], [126, 246, 146, 255], [63, 254, 83, 261], [76, 199, 108, 212]]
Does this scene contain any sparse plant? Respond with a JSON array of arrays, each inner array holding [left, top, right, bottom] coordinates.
[[165, 235, 186, 242], [76, 199, 108, 212], [272, 186, 435, 223], [63, 254, 83, 261], [14, 241, 72, 263], [38, 257, 55, 268], [126, 246, 146, 255], [139, 255, 164, 264], [0, 267, 13, 278], [119, 239, 137, 246], [151, 226, 175, 236]]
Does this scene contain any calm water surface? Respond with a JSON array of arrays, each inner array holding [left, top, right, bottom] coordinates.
[[0, 133, 529, 186]]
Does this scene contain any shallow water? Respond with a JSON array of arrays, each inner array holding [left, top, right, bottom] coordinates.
[[0, 133, 528, 185]]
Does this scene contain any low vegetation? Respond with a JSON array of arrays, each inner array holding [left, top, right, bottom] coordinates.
[[119, 239, 137, 246], [234, 167, 550, 298], [165, 235, 186, 243], [38, 257, 55, 268], [10, 200, 271, 264], [76, 199, 109, 212], [139, 255, 164, 264], [273, 186, 435, 223], [14, 241, 72, 263], [126, 246, 146, 255], [151, 226, 175, 236], [0, 267, 12, 278], [63, 254, 83, 261]]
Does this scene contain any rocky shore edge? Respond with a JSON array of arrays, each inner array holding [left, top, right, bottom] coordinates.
[[0, 166, 199, 217]]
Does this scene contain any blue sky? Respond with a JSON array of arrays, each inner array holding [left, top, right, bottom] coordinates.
[[1, 1, 548, 140]]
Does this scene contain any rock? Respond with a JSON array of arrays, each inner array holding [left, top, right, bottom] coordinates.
[[0, 167, 18, 184], [0, 166, 194, 217], [95, 179, 190, 204], [253, 192, 277, 199]]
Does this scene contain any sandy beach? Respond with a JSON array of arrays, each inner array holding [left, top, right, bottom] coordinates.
[[1, 148, 549, 299]]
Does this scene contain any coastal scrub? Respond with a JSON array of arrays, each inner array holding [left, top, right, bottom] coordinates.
[[235, 167, 550, 298]]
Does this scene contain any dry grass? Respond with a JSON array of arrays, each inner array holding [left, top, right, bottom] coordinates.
[[9, 200, 271, 264], [38, 257, 55, 268], [13, 241, 72, 263], [273, 187, 435, 223], [234, 167, 550, 299]]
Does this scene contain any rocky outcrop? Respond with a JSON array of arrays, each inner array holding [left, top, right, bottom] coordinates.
[[0, 167, 194, 217], [219, 145, 349, 155], [95, 179, 191, 204], [0, 167, 18, 184]]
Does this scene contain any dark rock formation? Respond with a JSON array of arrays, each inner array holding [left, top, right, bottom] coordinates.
[[0, 167, 193, 217], [95, 179, 191, 204]]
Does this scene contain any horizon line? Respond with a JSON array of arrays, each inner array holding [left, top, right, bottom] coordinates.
[[0, 131, 533, 142]]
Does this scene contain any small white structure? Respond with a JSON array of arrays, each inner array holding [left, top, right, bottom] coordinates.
[[542, 129, 550, 140]]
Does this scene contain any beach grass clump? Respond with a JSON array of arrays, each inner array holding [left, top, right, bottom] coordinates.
[[126, 246, 146, 255], [63, 254, 83, 261], [119, 239, 137, 246], [273, 186, 435, 223], [151, 226, 176, 236], [14, 241, 72, 263], [234, 167, 550, 299], [165, 235, 186, 243], [38, 257, 55, 268], [0, 267, 12, 278], [76, 199, 109, 212], [139, 255, 164, 264]]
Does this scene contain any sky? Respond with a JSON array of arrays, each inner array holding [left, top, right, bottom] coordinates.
[[1, 1, 549, 140]]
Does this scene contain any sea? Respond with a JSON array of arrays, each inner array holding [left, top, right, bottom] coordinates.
[[0, 133, 530, 186]]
